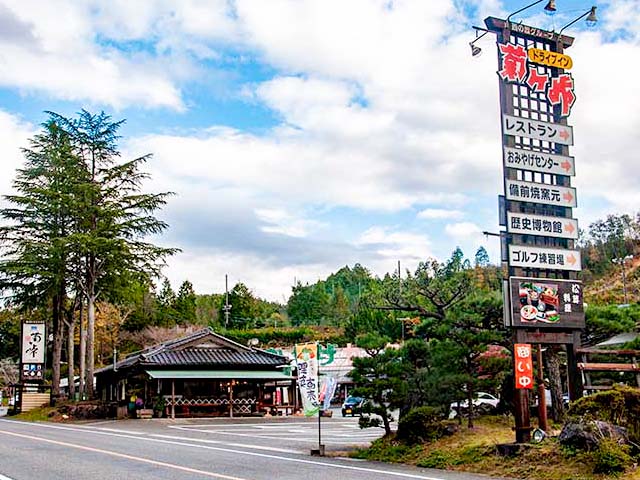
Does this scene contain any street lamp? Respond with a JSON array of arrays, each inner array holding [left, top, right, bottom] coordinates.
[[612, 255, 633, 305]]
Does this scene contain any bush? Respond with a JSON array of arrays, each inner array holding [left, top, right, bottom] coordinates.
[[592, 439, 632, 475], [397, 406, 453, 445], [568, 386, 640, 443]]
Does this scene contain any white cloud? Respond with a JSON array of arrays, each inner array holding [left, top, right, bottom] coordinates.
[[417, 208, 464, 220], [0, 111, 35, 202]]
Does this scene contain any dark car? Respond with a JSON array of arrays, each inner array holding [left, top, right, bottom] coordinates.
[[341, 396, 364, 417]]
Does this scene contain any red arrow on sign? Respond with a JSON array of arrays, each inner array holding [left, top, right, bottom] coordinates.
[[559, 129, 571, 141], [563, 191, 574, 203], [561, 160, 572, 172], [565, 223, 575, 234], [567, 254, 577, 265]]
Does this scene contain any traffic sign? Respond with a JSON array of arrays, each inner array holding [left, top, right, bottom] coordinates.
[[507, 212, 578, 239], [503, 115, 573, 145], [506, 179, 577, 208], [503, 146, 575, 176], [508, 245, 581, 271]]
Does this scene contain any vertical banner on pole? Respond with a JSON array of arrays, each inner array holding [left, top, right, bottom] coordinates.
[[294, 342, 320, 416], [514, 343, 534, 389]]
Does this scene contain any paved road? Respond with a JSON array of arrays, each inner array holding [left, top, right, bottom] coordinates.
[[0, 417, 511, 480]]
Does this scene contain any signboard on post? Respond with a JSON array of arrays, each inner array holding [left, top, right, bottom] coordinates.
[[503, 147, 575, 176], [506, 179, 577, 208], [21, 320, 46, 382], [514, 344, 534, 389], [510, 277, 584, 329], [503, 115, 573, 145], [508, 245, 581, 271], [507, 212, 578, 239]]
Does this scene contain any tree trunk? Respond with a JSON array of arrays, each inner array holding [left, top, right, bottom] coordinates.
[[51, 293, 64, 399], [466, 385, 474, 429], [66, 318, 75, 400], [546, 347, 565, 422], [86, 291, 96, 398], [79, 300, 86, 400]]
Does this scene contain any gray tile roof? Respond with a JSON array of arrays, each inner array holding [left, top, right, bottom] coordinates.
[[146, 348, 285, 366], [95, 327, 288, 375]]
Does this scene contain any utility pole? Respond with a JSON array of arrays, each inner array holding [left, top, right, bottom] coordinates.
[[223, 274, 231, 328]]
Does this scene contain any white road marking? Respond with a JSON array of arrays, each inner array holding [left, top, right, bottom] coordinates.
[[151, 434, 304, 454], [0, 429, 246, 480], [0, 474, 16, 480], [167, 427, 373, 444], [0, 420, 446, 479]]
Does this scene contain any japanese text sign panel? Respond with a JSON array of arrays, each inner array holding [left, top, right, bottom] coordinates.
[[503, 147, 575, 176], [503, 115, 573, 145], [294, 342, 320, 417], [21, 320, 45, 364], [509, 244, 581, 271], [506, 179, 577, 208], [507, 212, 578, 240], [510, 277, 584, 329], [527, 48, 573, 70], [514, 344, 534, 389]]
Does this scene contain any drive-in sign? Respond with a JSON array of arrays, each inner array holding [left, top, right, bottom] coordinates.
[[503, 115, 573, 145], [507, 212, 578, 239], [506, 179, 577, 208], [509, 245, 581, 271], [503, 146, 575, 176]]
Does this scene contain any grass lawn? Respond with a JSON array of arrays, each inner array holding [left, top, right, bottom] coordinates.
[[350, 416, 640, 479]]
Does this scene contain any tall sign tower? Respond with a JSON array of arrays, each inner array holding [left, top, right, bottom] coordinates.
[[481, 6, 595, 442]]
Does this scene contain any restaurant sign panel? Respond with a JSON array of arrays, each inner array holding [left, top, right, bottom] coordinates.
[[503, 146, 575, 176], [506, 179, 577, 208], [507, 212, 578, 240], [510, 277, 584, 329], [21, 320, 46, 382], [503, 115, 573, 145], [508, 244, 581, 271]]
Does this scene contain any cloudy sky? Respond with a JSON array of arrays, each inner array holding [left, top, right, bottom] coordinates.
[[1, 0, 638, 302]]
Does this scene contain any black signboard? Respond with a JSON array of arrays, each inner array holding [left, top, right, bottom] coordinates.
[[510, 276, 584, 329]]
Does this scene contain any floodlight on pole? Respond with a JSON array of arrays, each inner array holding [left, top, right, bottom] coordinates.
[[469, 28, 490, 58], [558, 6, 598, 37], [506, 0, 545, 23], [544, 0, 557, 14]]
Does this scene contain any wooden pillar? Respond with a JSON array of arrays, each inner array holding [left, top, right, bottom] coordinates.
[[229, 381, 234, 418], [536, 345, 548, 432], [171, 380, 175, 419], [567, 332, 583, 402]]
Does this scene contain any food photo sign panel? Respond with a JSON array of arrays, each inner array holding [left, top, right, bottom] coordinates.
[[510, 277, 584, 329]]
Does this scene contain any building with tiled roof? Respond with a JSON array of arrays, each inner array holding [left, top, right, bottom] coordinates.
[[95, 328, 295, 418]]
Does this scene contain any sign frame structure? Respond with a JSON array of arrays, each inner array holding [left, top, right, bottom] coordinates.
[[510, 276, 584, 329], [20, 320, 46, 382], [507, 211, 578, 240], [508, 244, 581, 271]]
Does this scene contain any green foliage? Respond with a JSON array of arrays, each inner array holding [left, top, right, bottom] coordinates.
[[584, 304, 638, 345], [568, 386, 640, 443], [580, 214, 637, 277], [591, 439, 632, 475], [351, 437, 422, 463], [344, 308, 401, 342], [397, 406, 450, 444], [222, 326, 344, 347], [0, 312, 20, 360]]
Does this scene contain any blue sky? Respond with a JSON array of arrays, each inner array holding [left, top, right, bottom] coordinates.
[[0, 0, 638, 301]]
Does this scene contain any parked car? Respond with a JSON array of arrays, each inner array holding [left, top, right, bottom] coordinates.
[[341, 396, 364, 417], [448, 392, 499, 418]]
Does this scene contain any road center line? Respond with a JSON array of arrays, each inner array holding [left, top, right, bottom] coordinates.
[[0, 420, 445, 480], [0, 429, 246, 480]]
